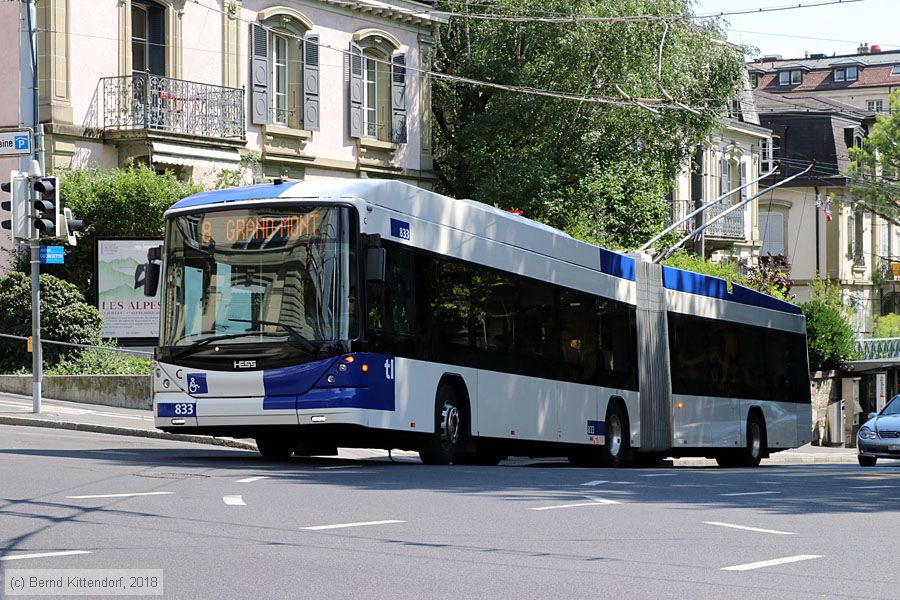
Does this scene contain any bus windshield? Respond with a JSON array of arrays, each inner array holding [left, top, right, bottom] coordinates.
[[160, 205, 355, 357]]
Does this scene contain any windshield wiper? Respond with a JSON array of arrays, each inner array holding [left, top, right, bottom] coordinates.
[[228, 319, 317, 354], [172, 330, 280, 360]]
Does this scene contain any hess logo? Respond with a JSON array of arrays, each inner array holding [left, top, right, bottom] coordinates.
[[233, 360, 257, 369]]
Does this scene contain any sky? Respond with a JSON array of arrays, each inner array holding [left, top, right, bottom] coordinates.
[[692, 0, 900, 59]]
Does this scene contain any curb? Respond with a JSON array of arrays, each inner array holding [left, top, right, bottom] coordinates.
[[0, 416, 257, 451]]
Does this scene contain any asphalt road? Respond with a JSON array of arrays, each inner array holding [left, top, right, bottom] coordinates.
[[0, 425, 897, 600]]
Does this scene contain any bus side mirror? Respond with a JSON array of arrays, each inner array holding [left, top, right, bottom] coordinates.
[[366, 247, 386, 282], [136, 262, 161, 297]]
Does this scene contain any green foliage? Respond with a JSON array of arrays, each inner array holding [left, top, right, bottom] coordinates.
[[873, 313, 900, 339], [662, 251, 746, 292], [802, 299, 857, 371], [47, 345, 152, 375], [51, 164, 201, 303], [809, 276, 852, 316], [215, 151, 262, 189], [0, 271, 103, 373], [849, 91, 900, 224], [746, 255, 794, 302], [433, 0, 744, 248]]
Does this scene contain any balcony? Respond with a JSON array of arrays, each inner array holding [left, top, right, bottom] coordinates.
[[101, 74, 245, 140], [668, 199, 746, 240]]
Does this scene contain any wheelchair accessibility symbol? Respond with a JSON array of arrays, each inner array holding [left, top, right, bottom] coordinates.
[[186, 373, 208, 394]]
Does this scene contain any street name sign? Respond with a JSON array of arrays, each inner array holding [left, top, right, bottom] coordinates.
[[39, 245, 64, 265], [0, 128, 33, 157]]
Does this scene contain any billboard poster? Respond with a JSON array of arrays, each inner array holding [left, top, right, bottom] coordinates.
[[96, 239, 162, 339]]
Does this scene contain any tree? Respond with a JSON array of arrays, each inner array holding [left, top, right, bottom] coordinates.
[[52, 164, 201, 303], [802, 300, 857, 371], [873, 313, 900, 338], [433, 0, 744, 248], [849, 90, 900, 224]]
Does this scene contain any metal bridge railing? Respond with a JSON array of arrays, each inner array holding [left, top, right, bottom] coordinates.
[[855, 337, 900, 361]]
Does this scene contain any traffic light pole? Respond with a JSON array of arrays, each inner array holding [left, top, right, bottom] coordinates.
[[30, 239, 41, 414]]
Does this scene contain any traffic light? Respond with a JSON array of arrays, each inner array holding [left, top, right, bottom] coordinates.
[[60, 207, 84, 246], [31, 176, 58, 236], [2, 170, 30, 240]]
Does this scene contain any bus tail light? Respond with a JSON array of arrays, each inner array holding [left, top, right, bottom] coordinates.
[[361, 364, 369, 373], [676, 401, 684, 410]]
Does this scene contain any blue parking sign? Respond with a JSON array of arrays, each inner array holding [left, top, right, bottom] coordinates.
[[39, 246, 64, 265], [14, 135, 29, 151]]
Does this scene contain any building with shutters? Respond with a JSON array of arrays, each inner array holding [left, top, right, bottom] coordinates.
[[751, 91, 886, 335], [668, 70, 771, 265], [4, 0, 445, 189]]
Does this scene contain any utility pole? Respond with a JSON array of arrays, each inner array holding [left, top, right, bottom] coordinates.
[[26, 0, 42, 414]]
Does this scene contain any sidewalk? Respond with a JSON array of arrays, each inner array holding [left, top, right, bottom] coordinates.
[[0, 391, 861, 465]]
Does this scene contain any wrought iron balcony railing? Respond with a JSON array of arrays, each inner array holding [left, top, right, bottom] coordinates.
[[667, 199, 747, 240], [101, 74, 245, 140], [704, 202, 746, 239]]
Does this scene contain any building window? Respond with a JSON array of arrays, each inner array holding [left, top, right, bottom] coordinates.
[[847, 66, 858, 81], [363, 50, 386, 139], [868, 99, 884, 112], [271, 32, 290, 125], [834, 68, 845, 82], [779, 71, 790, 85], [790, 70, 802, 85], [132, 1, 165, 76], [750, 73, 759, 88], [892, 65, 900, 76]]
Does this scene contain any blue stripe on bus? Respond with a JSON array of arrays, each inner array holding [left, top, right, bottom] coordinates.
[[587, 420, 605, 436], [169, 183, 298, 210], [296, 387, 395, 411], [599, 248, 635, 281], [661, 266, 801, 315]]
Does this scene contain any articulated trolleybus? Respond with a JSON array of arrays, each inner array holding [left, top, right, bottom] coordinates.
[[142, 180, 811, 467]]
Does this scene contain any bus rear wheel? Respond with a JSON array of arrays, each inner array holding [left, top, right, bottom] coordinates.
[[256, 435, 295, 460], [568, 403, 629, 468], [419, 384, 464, 465], [717, 413, 766, 468]]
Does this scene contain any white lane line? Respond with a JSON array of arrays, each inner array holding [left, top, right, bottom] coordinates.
[[530, 497, 620, 511], [721, 554, 822, 572], [704, 521, 795, 535], [851, 485, 897, 489], [223, 495, 246, 506], [236, 476, 269, 483], [66, 492, 174, 499], [640, 473, 676, 477], [318, 465, 361, 470], [720, 491, 781, 497], [303, 520, 405, 531], [580, 480, 608, 486], [1, 551, 92, 562]]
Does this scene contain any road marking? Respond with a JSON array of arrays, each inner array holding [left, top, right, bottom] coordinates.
[[720, 491, 781, 497], [303, 520, 405, 531], [530, 497, 620, 511], [704, 521, 795, 535], [223, 495, 246, 506], [236, 476, 269, 483], [721, 554, 822, 571], [319, 465, 361, 470], [851, 485, 897, 489], [580, 480, 608, 486], [66, 492, 174, 499], [640, 473, 676, 477], [1, 551, 92, 562]]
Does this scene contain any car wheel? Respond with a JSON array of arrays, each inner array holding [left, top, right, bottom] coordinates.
[[858, 455, 877, 467], [256, 435, 295, 460], [419, 384, 464, 465]]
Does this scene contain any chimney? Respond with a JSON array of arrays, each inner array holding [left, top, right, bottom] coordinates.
[[857, 42, 870, 55], [871, 44, 882, 53]]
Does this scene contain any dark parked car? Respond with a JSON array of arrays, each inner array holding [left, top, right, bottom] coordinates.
[[858, 394, 900, 466]]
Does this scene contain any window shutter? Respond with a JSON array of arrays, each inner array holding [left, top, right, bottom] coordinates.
[[147, 6, 166, 76], [302, 34, 320, 132], [720, 159, 729, 196], [390, 51, 407, 144], [349, 42, 363, 138], [740, 160, 749, 199], [250, 24, 270, 126], [760, 212, 785, 256]]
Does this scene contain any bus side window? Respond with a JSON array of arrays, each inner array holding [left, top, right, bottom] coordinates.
[[432, 259, 472, 349], [560, 291, 597, 383], [472, 270, 517, 353], [386, 246, 414, 335], [596, 300, 633, 388], [517, 279, 557, 364]]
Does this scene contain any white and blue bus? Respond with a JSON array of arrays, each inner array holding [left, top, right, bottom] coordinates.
[[143, 179, 811, 467]]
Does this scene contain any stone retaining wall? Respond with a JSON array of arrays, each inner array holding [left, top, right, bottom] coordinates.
[[0, 375, 151, 410]]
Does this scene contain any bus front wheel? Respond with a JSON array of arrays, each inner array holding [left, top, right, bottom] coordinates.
[[256, 435, 295, 460], [419, 384, 464, 465], [568, 403, 629, 468]]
